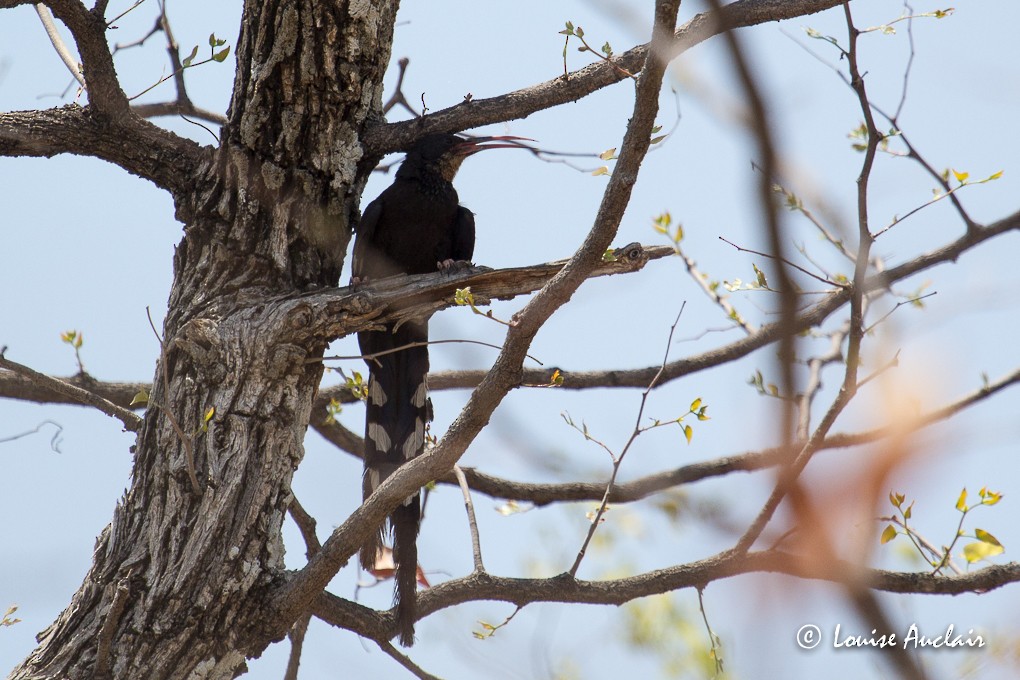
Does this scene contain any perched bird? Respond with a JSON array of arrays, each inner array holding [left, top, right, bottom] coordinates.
[[352, 132, 529, 646]]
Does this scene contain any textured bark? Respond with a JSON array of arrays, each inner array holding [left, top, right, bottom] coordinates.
[[8, 1, 399, 678]]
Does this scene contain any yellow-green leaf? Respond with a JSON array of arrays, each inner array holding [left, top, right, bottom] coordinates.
[[592, 166, 610, 177], [683, 424, 693, 444], [955, 487, 968, 512], [975, 528, 1002, 547], [212, 46, 231, 63], [988, 170, 1003, 181], [963, 540, 1004, 563], [952, 169, 969, 183], [880, 524, 897, 544], [690, 398, 702, 412], [599, 148, 617, 161], [130, 389, 149, 406], [204, 406, 215, 423]]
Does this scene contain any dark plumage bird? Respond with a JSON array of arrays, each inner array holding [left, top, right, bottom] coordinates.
[[352, 132, 528, 646]]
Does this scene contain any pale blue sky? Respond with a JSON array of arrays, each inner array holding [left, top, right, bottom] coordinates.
[[3, 1, 1020, 678]]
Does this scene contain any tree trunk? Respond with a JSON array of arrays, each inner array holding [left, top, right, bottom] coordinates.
[[9, 1, 398, 677]]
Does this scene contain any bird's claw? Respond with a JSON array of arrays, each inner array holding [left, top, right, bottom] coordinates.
[[437, 259, 473, 274]]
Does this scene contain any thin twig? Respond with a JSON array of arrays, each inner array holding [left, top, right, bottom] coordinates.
[[676, 246, 757, 334], [375, 639, 442, 680], [568, 306, 685, 577], [318, 338, 543, 368], [697, 587, 725, 677], [795, 323, 848, 440], [289, 495, 322, 559], [452, 465, 484, 573], [34, 5, 85, 88], [863, 293, 936, 334], [0, 419, 64, 452], [382, 58, 420, 118], [0, 353, 142, 432], [718, 236, 842, 288]]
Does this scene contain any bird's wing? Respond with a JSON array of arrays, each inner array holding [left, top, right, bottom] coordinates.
[[451, 206, 476, 262], [352, 197, 383, 280]]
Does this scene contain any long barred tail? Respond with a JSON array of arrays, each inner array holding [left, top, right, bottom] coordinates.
[[358, 320, 430, 646]]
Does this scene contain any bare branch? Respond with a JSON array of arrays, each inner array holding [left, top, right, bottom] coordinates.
[[34, 4, 84, 87], [284, 243, 673, 346], [374, 640, 442, 680], [413, 551, 1020, 621], [29, 0, 129, 113], [362, 0, 847, 156], [0, 107, 206, 197], [452, 465, 485, 573], [0, 352, 141, 431]]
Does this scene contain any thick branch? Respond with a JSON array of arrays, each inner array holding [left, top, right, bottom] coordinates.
[[362, 0, 846, 155], [0, 106, 206, 196], [26, 0, 129, 114], [284, 243, 672, 346], [310, 550, 1020, 639], [317, 365, 1020, 507], [414, 554, 1020, 618]]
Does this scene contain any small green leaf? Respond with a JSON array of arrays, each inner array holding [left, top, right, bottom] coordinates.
[[880, 524, 897, 544], [952, 169, 969, 183], [602, 248, 617, 262], [982, 489, 1003, 506], [182, 45, 199, 67], [753, 263, 768, 289], [130, 389, 149, 406], [683, 424, 693, 444], [565, 20, 574, 31], [204, 406, 215, 423], [987, 170, 1004, 181], [575, 26, 584, 38], [690, 398, 702, 412], [649, 135, 667, 145], [212, 46, 231, 63], [599, 147, 617, 161], [956, 487, 968, 512]]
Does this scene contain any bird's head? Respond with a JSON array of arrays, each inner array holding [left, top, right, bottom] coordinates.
[[401, 133, 532, 182]]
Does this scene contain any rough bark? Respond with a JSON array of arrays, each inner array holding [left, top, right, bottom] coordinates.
[[8, 1, 399, 678]]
